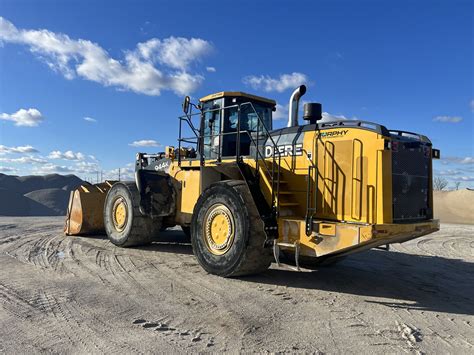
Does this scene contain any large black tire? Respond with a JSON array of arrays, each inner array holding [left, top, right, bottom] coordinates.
[[191, 180, 272, 277], [104, 182, 161, 247]]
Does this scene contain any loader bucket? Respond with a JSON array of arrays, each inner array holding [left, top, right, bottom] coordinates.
[[64, 181, 117, 235]]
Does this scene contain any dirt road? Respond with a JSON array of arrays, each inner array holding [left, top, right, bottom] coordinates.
[[0, 217, 473, 353]]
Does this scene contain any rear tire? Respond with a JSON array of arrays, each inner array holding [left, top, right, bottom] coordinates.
[[104, 182, 161, 247], [191, 180, 272, 277]]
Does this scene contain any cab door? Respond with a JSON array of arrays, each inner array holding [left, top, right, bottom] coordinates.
[[201, 98, 222, 160]]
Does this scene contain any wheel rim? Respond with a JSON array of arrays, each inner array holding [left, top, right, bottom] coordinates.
[[112, 197, 128, 232], [204, 203, 235, 255]]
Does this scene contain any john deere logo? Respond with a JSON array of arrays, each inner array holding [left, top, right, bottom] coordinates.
[[265, 143, 303, 158]]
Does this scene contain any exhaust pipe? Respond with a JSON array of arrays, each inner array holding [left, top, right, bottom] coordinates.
[[287, 85, 307, 127]]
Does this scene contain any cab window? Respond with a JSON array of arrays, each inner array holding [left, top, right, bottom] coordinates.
[[201, 99, 222, 159]]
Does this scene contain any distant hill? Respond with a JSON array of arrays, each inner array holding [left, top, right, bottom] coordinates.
[[0, 173, 85, 216], [434, 189, 474, 224]]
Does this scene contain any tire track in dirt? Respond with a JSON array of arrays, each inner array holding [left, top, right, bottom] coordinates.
[[1, 218, 473, 353]]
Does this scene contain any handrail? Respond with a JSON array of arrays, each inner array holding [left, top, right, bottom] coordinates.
[[238, 102, 282, 213], [177, 101, 283, 216]]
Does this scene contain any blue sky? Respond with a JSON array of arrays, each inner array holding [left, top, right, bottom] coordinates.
[[0, 0, 472, 186]]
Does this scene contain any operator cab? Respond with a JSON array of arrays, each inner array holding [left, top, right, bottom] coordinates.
[[199, 92, 276, 160]]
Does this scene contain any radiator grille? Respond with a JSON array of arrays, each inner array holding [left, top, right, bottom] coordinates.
[[392, 143, 432, 222]]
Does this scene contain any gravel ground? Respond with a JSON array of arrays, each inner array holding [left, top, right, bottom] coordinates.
[[0, 217, 473, 353]]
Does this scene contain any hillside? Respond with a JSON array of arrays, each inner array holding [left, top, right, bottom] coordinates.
[[433, 189, 474, 224], [0, 173, 84, 216]]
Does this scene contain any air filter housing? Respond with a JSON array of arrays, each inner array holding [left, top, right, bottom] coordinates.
[[303, 103, 322, 124]]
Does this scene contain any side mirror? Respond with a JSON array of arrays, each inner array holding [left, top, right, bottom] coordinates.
[[182, 96, 191, 114]]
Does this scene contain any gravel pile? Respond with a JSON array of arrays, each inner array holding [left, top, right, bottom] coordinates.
[[0, 173, 84, 216]]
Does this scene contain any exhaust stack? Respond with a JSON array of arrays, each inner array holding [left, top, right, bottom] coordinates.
[[287, 85, 307, 127]]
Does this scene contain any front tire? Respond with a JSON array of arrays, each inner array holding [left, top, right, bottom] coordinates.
[[191, 180, 272, 277], [104, 182, 161, 247]]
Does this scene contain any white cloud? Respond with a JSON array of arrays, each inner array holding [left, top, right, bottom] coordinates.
[[273, 104, 288, 120], [0, 166, 18, 173], [436, 169, 462, 176], [0, 156, 48, 164], [137, 37, 213, 71], [129, 139, 161, 147], [273, 102, 350, 124], [104, 167, 134, 181], [206, 66, 216, 72], [433, 115, 463, 123], [31, 163, 75, 174], [243, 72, 308, 92], [442, 156, 474, 165], [0, 17, 213, 96], [48, 150, 86, 161], [459, 157, 474, 164], [83, 116, 97, 123], [0, 108, 44, 126], [74, 161, 99, 173], [321, 112, 349, 122], [0, 145, 39, 154]]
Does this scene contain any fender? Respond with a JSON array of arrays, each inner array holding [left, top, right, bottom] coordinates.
[[135, 169, 175, 217]]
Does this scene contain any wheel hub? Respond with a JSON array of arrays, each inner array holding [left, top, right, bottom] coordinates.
[[204, 204, 235, 255], [112, 197, 128, 232]]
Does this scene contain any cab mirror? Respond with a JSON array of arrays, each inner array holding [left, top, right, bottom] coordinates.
[[182, 96, 191, 114]]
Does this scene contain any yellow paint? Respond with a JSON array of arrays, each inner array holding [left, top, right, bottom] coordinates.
[[204, 203, 235, 255], [164, 119, 438, 261], [210, 213, 230, 245], [319, 223, 336, 236], [171, 166, 201, 215], [112, 197, 128, 231], [278, 217, 439, 258], [114, 202, 126, 227]]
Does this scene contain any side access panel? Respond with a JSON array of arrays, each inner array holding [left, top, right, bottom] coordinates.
[[314, 129, 387, 224]]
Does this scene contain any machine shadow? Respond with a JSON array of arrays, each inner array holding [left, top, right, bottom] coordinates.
[[243, 249, 474, 317], [77, 231, 474, 316], [139, 229, 194, 255], [77, 229, 194, 255]]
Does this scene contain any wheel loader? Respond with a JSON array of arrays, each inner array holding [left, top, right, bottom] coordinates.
[[65, 85, 440, 277]]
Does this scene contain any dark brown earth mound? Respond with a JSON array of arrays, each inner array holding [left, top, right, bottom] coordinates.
[[0, 173, 84, 216], [24, 188, 71, 215], [0, 188, 54, 216]]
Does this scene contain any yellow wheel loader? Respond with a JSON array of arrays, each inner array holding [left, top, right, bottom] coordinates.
[[66, 86, 440, 277]]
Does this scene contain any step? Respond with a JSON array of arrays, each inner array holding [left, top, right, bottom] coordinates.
[[273, 240, 301, 271], [279, 201, 300, 207], [263, 177, 288, 184]]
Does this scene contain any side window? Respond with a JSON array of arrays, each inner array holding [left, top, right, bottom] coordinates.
[[201, 99, 222, 159], [240, 103, 272, 132]]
